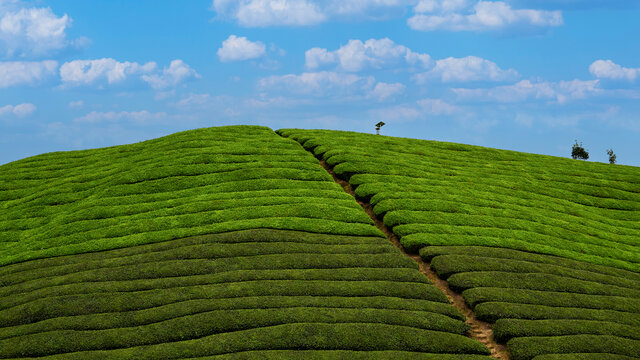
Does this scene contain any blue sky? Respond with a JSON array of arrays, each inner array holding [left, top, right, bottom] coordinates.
[[1, 0, 639, 166]]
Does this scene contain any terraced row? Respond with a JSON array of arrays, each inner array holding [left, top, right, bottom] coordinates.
[[422, 246, 640, 359], [0, 229, 491, 359], [0, 126, 381, 266], [279, 128, 640, 359]]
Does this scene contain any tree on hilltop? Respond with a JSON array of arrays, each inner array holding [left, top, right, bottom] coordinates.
[[571, 141, 589, 160]]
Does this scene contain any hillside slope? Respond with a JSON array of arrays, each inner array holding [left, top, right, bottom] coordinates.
[[280, 128, 640, 359], [0, 126, 490, 359], [0, 126, 380, 266]]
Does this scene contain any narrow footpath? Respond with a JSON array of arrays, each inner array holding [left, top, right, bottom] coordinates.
[[318, 159, 511, 360]]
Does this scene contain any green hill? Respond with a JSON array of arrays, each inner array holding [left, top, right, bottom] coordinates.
[[1, 125, 639, 359], [0, 126, 489, 359]]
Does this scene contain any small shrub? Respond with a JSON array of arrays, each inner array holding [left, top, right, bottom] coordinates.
[[571, 141, 589, 160], [607, 149, 617, 164]]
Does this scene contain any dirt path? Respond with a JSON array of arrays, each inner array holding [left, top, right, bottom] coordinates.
[[319, 159, 510, 360]]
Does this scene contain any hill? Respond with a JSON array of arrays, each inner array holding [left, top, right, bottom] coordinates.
[[0, 126, 489, 359], [1, 125, 639, 359]]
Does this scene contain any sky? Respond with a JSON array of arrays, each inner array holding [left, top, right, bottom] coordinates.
[[1, 0, 639, 166]]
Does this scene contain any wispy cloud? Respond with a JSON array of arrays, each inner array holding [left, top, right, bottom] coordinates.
[[0, 3, 89, 57], [305, 38, 432, 71], [60, 58, 156, 86], [258, 71, 374, 97], [211, 0, 415, 27], [0, 60, 57, 87], [60, 58, 198, 90], [414, 55, 518, 83], [452, 79, 601, 104], [0, 102, 36, 117], [408, 1, 563, 33], [369, 82, 405, 101], [141, 60, 200, 90]]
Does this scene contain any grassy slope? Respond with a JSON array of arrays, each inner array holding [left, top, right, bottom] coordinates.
[[0, 126, 381, 266], [279, 128, 640, 360], [0, 126, 490, 359]]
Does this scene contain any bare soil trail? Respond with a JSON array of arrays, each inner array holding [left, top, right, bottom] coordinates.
[[318, 159, 510, 360]]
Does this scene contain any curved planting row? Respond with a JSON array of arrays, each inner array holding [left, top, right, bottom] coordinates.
[[278, 128, 640, 359], [0, 126, 491, 358]]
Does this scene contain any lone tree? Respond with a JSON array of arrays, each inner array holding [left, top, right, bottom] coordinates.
[[571, 140, 589, 160], [375, 121, 385, 135], [607, 149, 617, 164]]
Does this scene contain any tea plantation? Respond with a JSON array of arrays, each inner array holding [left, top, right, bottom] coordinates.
[[280, 128, 640, 359], [0, 126, 491, 359]]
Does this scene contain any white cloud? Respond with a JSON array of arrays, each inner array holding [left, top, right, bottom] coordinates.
[[258, 71, 375, 96], [60, 58, 198, 89], [0, 60, 57, 87], [417, 97, 460, 114], [453, 79, 600, 103], [589, 59, 639, 81], [414, 0, 469, 13], [369, 82, 405, 100], [211, 1, 563, 33], [326, 0, 415, 16], [60, 58, 156, 86], [305, 38, 432, 71], [141, 60, 200, 90], [259, 70, 407, 102], [0, 4, 88, 57], [0, 102, 35, 117], [414, 56, 518, 83], [217, 35, 266, 62], [74, 110, 169, 124], [212, 0, 326, 27], [212, 0, 417, 26], [408, 1, 563, 32], [0, 105, 10, 117]]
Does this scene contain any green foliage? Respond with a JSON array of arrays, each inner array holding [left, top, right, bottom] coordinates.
[[2, 323, 490, 359], [474, 302, 640, 327], [279, 128, 640, 272], [280, 128, 640, 358], [608, 149, 617, 164], [419, 246, 640, 283], [0, 126, 386, 266], [532, 354, 637, 360], [493, 319, 640, 343], [572, 141, 589, 160], [508, 335, 640, 360], [0, 229, 487, 357], [447, 271, 640, 298], [199, 351, 496, 359], [463, 287, 640, 313], [428, 255, 640, 290]]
